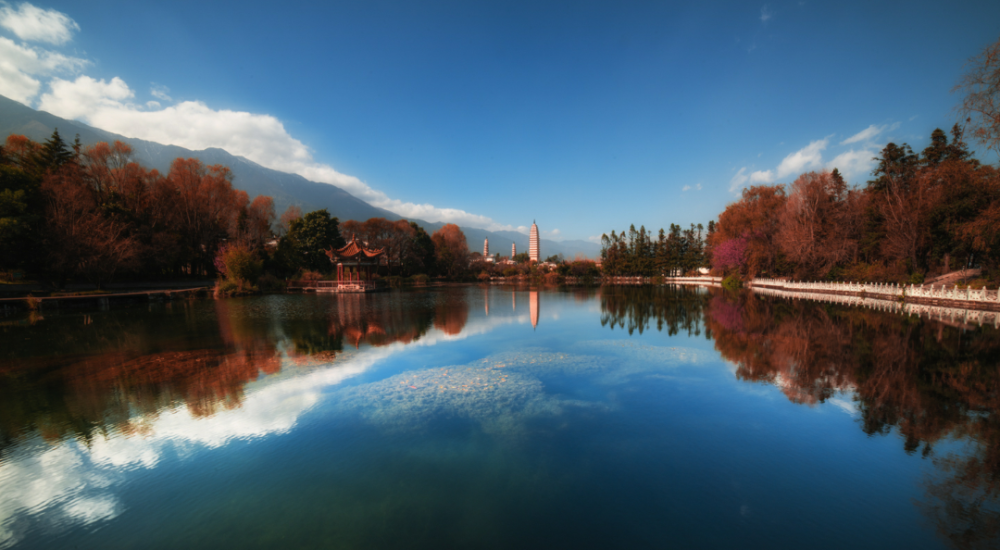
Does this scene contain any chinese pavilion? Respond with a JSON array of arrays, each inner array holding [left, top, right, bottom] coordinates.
[[324, 235, 386, 292]]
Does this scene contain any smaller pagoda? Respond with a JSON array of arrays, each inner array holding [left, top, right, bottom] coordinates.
[[324, 235, 386, 292]]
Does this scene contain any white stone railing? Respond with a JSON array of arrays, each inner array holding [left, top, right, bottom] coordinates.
[[662, 276, 723, 286], [751, 278, 1000, 304], [752, 285, 1000, 329]]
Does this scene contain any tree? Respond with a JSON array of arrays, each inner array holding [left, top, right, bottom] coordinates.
[[37, 129, 75, 172], [0, 162, 42, 271], [776, 171, 859, 278], [286, 209, 345, 272], [342, 217, 416, 275], [42, 162, 139, 288], [403, 222, 435, 276], [955, 36, 1000, 158], [431, 223, 469, 279], [165, 158, 243, 275], [277, 205, 301, 237], [710, 185, 787, 278]]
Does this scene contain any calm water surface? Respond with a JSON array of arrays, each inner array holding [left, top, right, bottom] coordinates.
[[1, 286, 998, 549]]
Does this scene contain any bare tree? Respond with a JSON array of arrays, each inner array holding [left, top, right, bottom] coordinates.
[[955, 36, 1000, 159]]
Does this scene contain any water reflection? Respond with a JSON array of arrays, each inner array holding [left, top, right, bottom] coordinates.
[[6, 286, 997, 548], [0, 292, 478, 453], [599, 285, 1000, 549]]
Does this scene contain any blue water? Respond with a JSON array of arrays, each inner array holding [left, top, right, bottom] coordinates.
[[0, 286, 994, 549]]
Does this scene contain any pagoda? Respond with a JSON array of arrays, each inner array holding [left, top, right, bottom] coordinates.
[[529, 221, 540, 262], [324, 235, 386, 292]]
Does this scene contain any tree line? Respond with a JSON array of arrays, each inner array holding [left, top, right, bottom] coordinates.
[[711, 125, 1000, 283], [599, 223, 714, 277], [0, 131, 476, 288], [0, 132, 276, 288]]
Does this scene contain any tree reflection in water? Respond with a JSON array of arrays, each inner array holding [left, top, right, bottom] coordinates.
[[0, 291, 469, 459], [600, 285, 1000, 549]]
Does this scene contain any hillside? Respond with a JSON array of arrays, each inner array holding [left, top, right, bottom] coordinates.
[[0, 95, 599, 259]]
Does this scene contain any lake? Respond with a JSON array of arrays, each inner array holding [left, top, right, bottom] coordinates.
[[1, 285, 998, 549]]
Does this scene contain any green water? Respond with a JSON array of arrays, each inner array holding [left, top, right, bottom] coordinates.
[[1, 286, 998, 549]]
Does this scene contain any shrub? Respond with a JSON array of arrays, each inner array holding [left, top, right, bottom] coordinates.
[[215, 278, 258, 296], [411, 273, 429, 285], [216, 244, 262, 284], [722, 275, 742, 291]]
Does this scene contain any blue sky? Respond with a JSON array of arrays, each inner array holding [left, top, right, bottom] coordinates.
[[2, 1, 999, 242]]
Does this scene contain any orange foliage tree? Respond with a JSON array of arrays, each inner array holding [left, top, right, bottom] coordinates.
[[431, 223, 469, 279], [710, 185, 787, 279]]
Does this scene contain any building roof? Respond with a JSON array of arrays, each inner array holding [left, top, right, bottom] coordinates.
[[325, 235, 386, 261]]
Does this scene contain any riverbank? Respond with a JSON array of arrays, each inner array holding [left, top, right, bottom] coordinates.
[[664, 275, 1000, 319], [0, 285, 212, 314]]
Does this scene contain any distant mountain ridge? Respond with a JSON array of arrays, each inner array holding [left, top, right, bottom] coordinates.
[[0, 94, 600, 259]]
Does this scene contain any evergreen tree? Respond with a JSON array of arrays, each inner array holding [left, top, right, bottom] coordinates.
[[286, 209, 345, 272], [37, 129, 76, 172]]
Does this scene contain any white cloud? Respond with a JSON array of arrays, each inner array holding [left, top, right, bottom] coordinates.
[[587, 235, 602, 244], [150, 83, 171, 102], [729, 167, 749, 194], [38, 75, 516, 230], [0, 56, 39, 104], [775, 138, 827, 178], [760, 5, 773, 22], [0, 3, 79, 45], [682, 184, 691, 192], [0, 35, 86, 104], [826, 148, 876, 180], [841, 124, 884, 145], [749, 169, 774, 184], [145, 100, 160, 109]]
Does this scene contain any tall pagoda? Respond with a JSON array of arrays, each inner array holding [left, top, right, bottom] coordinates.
[[529, 221, 540, 262]]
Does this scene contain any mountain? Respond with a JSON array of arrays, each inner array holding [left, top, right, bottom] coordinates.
[[0, 94, 600, 259]]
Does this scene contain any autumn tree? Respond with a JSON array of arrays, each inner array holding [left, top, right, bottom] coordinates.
[[776, 170, 861, 278], [277, 204, 302, 237], [431, 223, 469, 279], [164, 158, 243, 275], [342, 217, 416, 275], [710, 184, 787, 279], [955, 36, 1000, 159], [41, 160, 139, 288]]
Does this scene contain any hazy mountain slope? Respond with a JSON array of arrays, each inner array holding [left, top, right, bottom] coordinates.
[[0, 94, 600, 258], [0, 94, 399, 223]]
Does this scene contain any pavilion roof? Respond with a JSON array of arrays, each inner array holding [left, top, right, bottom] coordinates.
[[325, 235, 386, 261]]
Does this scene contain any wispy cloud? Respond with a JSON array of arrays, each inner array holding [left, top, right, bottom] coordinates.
[[776, 138, 828, 178], [760, 5, 773, 23], [729, 167, 749, 194], [150, 83, 171, 102], [0, 2, 79, 45], [841, 124, 884, 145], [841, 122, 898, 145]]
